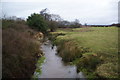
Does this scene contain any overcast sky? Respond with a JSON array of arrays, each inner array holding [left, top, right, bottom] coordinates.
[[1, 0, 119, 25]]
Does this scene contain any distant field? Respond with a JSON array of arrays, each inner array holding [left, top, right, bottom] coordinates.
[[51, 27, 118, 78], [54, 27, 118, 55]]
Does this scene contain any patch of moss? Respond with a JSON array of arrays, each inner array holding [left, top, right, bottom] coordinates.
[[33, 56, 45, 78]]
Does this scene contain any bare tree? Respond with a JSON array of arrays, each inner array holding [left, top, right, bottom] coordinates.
[[40, 8, 63, 31]]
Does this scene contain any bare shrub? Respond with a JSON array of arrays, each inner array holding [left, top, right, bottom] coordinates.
[[2, 20, 42, 78]]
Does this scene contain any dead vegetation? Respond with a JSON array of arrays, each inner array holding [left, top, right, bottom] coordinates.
[[2, 19, 43, 78]]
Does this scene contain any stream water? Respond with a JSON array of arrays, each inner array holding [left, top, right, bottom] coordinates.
[[34, 40, 85, 79]]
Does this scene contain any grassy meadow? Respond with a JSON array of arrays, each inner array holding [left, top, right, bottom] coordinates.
[[50, 27, 118, 78]]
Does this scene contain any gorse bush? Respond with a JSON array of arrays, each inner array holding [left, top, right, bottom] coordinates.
[[27, 13, 48, 34]]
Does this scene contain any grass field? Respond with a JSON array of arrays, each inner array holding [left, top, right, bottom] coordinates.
[[51, 27, 118, 78], [54, 27, 118, 54]]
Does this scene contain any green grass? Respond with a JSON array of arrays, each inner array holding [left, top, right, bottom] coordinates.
[[55, 27, 118, 54], [33, 56, 45, 78], [51, 27, 118, 78]]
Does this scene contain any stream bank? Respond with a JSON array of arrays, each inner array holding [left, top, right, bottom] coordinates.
[[2, 20, 44, 78], [48, 27, 118, 79]]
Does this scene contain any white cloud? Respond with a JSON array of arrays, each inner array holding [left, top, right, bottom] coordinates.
[[1, 0, 57, 2], [1, 0, 119, 24]]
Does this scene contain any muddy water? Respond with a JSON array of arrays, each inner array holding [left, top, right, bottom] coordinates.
[[35, 40, 85, 78]]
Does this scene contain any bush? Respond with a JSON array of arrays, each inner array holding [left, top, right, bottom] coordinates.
[[76, 53, 101, 79], [27, 13, 48, 34], [77, 53, 101, 71], [2, 20, 43, 78]]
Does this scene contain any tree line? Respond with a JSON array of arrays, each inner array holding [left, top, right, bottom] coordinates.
[[27, 8, 82, 34]]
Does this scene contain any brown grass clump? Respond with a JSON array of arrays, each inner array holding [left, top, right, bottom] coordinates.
[[57, 40, 91, 62], [2, 19, 43, 78], [96, 62, 118, 78]]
